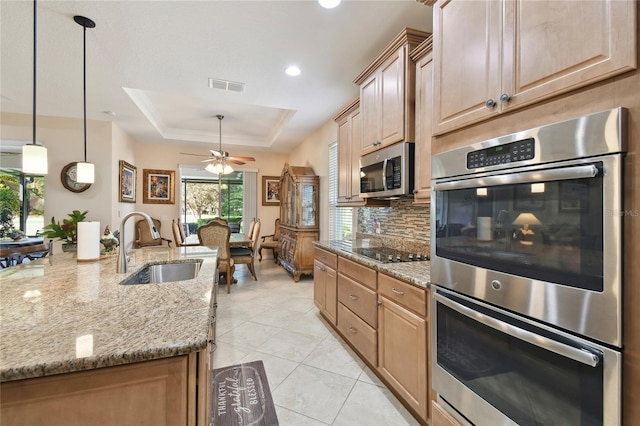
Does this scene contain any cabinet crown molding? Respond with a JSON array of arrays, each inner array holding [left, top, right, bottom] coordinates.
[[409, 36, 433, 61], [416, 0, 437, 6], [353, 27, 431, 85], [334, 98, 360, 122]]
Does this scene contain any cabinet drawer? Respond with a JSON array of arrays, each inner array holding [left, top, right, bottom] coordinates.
[[338, 257, 377, 290], [378, 274, 427, 317], [338, 273, 378, 328], [337, 303, 377, 366], [314, 247, 337, 269]]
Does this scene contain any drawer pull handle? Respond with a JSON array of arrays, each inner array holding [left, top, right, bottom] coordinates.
[[349, 294, 358, 300], [349, 326, 357, 334], [392, 288, 405, 296]]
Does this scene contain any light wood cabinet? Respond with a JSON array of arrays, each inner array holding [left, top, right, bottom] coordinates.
[[354, 28, 430, 155], [278, 164, 319, 282], [335, 99, 365, 206], [377, 273, 430, 423], [432, 0, 637, 135], [410, 38, 433, 204], [314, 248, 338, 325], [432, 400, 462, 426], [0, 353, 207, 426]]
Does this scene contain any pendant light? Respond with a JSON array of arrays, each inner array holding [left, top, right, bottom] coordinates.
[[204, 115, 234, 175], [22, 0, 48, 175], [74, 15, 96, 184]]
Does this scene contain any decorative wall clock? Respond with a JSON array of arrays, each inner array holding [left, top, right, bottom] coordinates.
[[61, 162, 91, 193]]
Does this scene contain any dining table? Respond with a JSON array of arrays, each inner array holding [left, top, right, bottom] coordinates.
[[229, 233, 252, 248], [0, 237, 47, 268]]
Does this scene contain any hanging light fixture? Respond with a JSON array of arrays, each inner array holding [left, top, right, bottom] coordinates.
[[205, 115, 234, 175], [22, 0, 48, 175], [74, 15, 96, 184]]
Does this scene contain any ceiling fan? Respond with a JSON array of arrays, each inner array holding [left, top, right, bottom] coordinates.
[[181, 115, 255, 174]]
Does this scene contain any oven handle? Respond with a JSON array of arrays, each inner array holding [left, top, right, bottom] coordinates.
[[433, 164, 598, 191], [434, 292, 601, 367]]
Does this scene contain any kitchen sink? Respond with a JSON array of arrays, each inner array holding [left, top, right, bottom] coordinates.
[[120, 260, 203, 285]]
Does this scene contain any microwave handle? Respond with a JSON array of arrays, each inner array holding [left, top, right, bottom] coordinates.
[[433, 164, 598, 191], [434, 291, 601, 367], [382, 158, 388, 191]]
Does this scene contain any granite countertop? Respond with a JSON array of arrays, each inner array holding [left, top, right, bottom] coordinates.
[[313, 240, 431, 289], [0, 245, 219, 382]]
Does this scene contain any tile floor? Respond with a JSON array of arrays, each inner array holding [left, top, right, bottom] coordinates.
[[214, 260, 421, 426]]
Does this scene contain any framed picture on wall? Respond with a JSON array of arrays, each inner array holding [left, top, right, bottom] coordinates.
[[119, 160, 136, 203], [143, 169, 175, 204], [262, 176, 280, 206]]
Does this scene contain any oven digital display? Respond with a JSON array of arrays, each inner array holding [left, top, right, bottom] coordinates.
[[467, 138, 535, 169]]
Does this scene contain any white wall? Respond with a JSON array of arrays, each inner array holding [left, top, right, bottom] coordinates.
[[288, 119, 337, 241], [1, 112, 113, 253]]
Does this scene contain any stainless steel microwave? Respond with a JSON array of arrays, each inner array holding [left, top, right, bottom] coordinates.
[[359, 142, 414, 198]]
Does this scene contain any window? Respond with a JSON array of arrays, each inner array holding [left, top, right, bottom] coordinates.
[[0, 169, 45, 237], [179, 168, 257, 235], [328, 142, 353, 240]]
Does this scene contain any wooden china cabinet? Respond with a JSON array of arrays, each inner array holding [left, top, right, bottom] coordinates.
[[277, 163, 319, 282]]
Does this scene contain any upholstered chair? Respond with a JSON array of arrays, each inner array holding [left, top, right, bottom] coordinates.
[[197, 222, 235, 293], [258, 218, 280, 263], [230, 220, 261, 280], [134, 218, 172, 248]]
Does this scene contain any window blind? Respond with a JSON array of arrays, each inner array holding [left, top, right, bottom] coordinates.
[[328, 142, 353, 240]]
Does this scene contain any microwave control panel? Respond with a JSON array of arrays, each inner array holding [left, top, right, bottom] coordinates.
[[467, 138, 535, 169]]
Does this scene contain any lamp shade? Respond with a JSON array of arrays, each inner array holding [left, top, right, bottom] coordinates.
[[76, 161, 95, 183], [512, 212, 542, 226], [22, 144, 48, 174]]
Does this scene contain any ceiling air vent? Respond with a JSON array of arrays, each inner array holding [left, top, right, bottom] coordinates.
[[208, 78, 245, 93]]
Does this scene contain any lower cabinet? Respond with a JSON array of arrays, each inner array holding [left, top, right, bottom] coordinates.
[[314, 248, 431, 424], [1, 352, 209, 425], [378, 294, 429, 421], [432, 400, 462, 426], [314, 247, 338, 324]]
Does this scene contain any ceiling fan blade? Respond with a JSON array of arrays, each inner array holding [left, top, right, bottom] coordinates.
[[209, 150, 223, 157], [200, 158, 215, 163], [227, 159, 246, 165], [180, 152, 209, 157], [229, 156, 255, 162]]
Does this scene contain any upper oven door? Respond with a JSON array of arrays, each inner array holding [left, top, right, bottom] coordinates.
[[430, 153, 623, 347]]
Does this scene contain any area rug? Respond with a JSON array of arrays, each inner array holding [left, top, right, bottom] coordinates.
[[212, 360, 279, 426]]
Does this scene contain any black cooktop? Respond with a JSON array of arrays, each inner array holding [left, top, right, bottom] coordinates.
[[350, 247, 429, 263]]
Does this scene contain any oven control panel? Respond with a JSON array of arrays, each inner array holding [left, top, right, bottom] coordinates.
[[467, 138, 535, 169]]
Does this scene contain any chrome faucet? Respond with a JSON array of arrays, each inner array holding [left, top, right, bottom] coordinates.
[[116, 211, 160, 273]]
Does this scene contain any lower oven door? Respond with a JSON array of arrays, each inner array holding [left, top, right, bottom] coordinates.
[[432, 286, 621, 426]]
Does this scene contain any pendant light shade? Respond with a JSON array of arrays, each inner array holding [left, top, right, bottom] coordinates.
[[22, 144, 48, 174], [74, 15, 95, 184], [76, 162, 95, 183], [22, 0, 48, 175]]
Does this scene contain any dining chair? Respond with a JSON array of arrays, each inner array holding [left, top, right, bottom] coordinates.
[[172, 219, 199, 247], [207, 217, 228, 225], [230, 220, 260, 280], [134, 218, 172, 248], [0, 242, 51, 268], [258, 218, 280, 263], [247, 218, 256, 241], [197, 221, 235, 293]]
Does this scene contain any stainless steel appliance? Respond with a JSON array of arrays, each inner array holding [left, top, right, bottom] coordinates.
[[430, 108, 626, 425], [359, 142, 415, 198]]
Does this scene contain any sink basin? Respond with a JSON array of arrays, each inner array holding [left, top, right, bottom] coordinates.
[[120, 260, 203, 285]]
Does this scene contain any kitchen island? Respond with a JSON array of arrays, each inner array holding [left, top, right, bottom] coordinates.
[[0, 245, 219, 425]]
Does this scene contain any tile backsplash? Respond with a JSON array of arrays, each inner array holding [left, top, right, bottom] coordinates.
[[356, 198, 430, 251]]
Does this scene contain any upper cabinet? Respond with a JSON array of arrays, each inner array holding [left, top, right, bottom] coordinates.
[[410, 37, 433, 204], [335, 100, 365, 206], [432, 0, 637, 135], [354, 28, 431, 155]]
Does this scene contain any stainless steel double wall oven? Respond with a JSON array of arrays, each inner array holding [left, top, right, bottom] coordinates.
[[430, 108, 627, 426]]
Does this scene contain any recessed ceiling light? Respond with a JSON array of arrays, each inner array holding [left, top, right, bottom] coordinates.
[[285, 66, 301, 76], [318, 0, 341, 9]]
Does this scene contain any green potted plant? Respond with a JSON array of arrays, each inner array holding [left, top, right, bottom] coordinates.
[[41, 210, 88, 251]]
